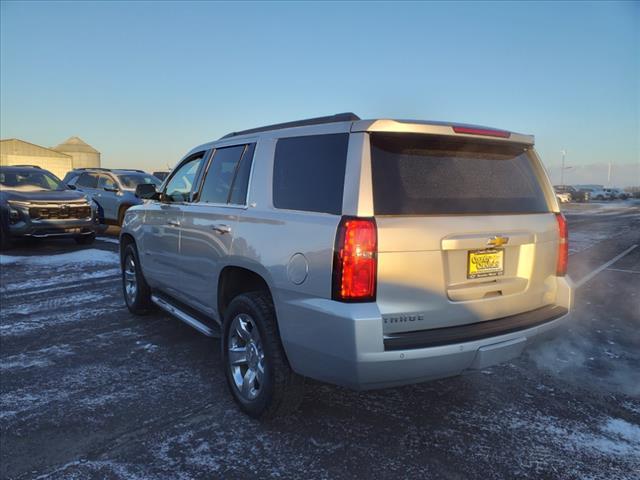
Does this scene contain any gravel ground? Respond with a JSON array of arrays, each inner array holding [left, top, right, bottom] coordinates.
[[1, 202, 639, 479]]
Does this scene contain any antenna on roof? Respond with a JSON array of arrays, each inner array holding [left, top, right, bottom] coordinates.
[[221, 112, 360, 139]]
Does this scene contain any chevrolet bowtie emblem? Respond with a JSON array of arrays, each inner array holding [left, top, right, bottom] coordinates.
[[487, 235, 509, 247]]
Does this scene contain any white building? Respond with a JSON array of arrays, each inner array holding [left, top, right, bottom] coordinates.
[[0, 136, 100, 179], [52, 136, 101, 170]]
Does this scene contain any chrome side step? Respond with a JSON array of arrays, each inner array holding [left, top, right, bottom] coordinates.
[[151, 294, 220, 338]]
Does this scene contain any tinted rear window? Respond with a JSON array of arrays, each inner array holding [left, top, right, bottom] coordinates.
[[273, 133, 349, 215], [370, 133, 549, 215]]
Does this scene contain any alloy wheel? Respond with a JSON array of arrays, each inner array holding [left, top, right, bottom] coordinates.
[[123, 253, 137, 305], [227, 314, 265, 401]]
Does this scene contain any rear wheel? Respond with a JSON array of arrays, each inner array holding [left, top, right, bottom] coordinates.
[[222, 292, 304, 419], [122, 243, 152, 314], [75, 232, 96, 245]]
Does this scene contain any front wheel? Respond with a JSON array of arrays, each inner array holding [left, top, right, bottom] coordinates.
[[122, 243, 152, 314], [222, 292, 304, 419]]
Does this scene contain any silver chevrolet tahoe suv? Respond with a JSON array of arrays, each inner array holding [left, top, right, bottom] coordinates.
[[120, 113, 573, 418]]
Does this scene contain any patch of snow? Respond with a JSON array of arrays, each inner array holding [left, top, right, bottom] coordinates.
[[0, 344, 74, 371], [0, 305, 118, 337], [0, 269, 119, 294], [2, 290, 107, 316], [135, 341, 159, 353], [509, 414, 640, 458], [0, 249, 118, 266], [97, 236, 120, 244], [604, 418, 640, 445], [33, 459, 150, 480]]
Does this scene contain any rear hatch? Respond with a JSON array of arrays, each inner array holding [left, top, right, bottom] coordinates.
[[369, 132, 560, 336]]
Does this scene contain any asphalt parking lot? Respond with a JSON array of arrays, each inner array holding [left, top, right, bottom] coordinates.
[[1, 202, 639, 479]]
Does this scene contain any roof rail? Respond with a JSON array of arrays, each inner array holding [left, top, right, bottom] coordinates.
[[9, 164, 43, 169], [72, 168, 146, 173], [220, 112, 360, 139]]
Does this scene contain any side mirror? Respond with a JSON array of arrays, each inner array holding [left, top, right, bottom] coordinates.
[[135, 183, 159, 200], [104, 186, 119, 193], [67, 184, 77, 190]]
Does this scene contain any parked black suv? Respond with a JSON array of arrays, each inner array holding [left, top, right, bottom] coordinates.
[[0, 166, 98, 249]]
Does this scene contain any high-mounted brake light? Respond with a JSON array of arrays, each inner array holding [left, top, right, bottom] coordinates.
[[332, 217, 377, 302], [556, 213, 568, 276], [452, 126, 511, 138]]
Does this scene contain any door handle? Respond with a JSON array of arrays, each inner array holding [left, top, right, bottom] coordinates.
[[212, 224, 231, 234], [167, 220, 180, 227]]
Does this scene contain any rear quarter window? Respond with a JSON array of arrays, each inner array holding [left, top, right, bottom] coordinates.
[[370, 133, 549, 215], [272, 133, 349, 215]]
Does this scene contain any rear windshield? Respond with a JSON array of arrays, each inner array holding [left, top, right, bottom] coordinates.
[[370, 133, 549, 215]]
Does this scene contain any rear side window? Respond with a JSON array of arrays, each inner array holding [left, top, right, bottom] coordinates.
[[77, 173, 98, 188], [229, 143, 255, 205], [370, 133, 549, 215], [199, 143, 255, 205], [273, 133, 349, 215], [98, 174, 117, 190]]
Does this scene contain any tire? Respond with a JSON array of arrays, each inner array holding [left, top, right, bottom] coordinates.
[[75, 233, 96, 245], [222, 292, 304, 419], [122, 243, 152, 314]]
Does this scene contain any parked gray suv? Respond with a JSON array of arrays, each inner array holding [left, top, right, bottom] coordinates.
[[1, 166, 98, 249], [63, 168, 161, 225], [120, 113, 573, 418]]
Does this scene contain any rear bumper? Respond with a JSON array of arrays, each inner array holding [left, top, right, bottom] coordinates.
[[383, 305, 567, 351], [278, 277, 573, 390]]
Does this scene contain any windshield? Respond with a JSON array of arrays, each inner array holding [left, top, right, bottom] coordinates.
[[0, 169, 64, 191], [117, 173, 161, 189], [370, 133, 550, 215]]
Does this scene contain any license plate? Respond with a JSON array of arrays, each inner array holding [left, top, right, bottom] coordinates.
[[468, 248, 504, 279]]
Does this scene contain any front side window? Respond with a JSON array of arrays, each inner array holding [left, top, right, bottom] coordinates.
[[272, 133, 349, 215], [164, 154, 204, 202]]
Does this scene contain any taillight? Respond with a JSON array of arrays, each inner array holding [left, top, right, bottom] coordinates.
[[452, 126, 511, 138], [332, 217, 377, 302], [556, 213, 568, 276]]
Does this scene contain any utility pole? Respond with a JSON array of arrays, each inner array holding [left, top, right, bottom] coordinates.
[[560, 149, 567, 185]]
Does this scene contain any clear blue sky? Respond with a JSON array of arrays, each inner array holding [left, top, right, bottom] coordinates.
[[1, 1, 638, 177]]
